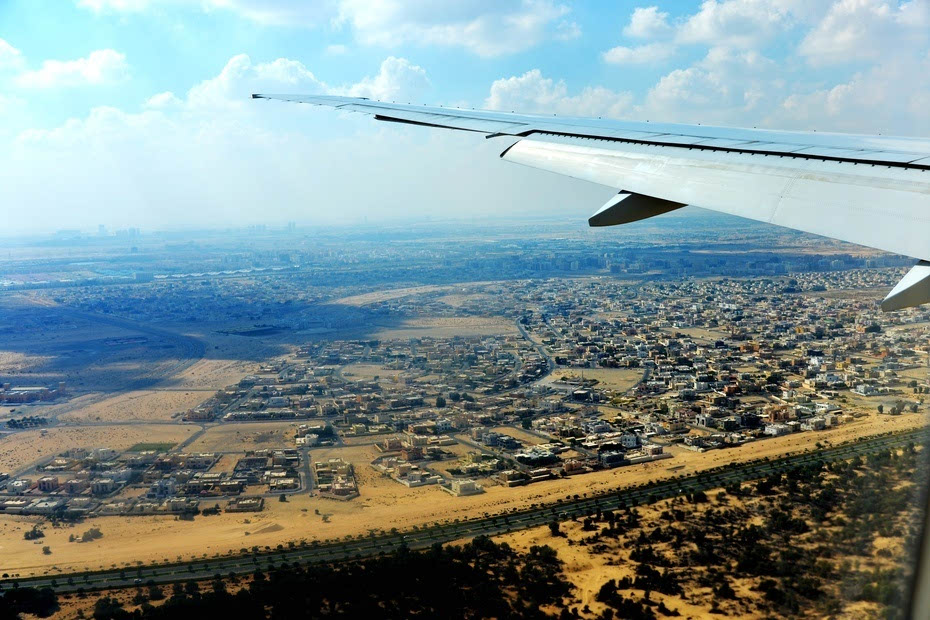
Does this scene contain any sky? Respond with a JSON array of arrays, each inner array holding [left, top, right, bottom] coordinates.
[[1, 0, 929, 234]]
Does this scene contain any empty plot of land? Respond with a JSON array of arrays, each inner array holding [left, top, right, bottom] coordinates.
[[332, 285, 451, 307], [436, 293, 494, 308], [491, 426, 549, 446], [542, 368, 643, 391], [185, 422, 302, 453], [0, 424, 197, 474], [373, 317, 517, 340], [57, 389, 209, 424], [340, 363, 404, 380]]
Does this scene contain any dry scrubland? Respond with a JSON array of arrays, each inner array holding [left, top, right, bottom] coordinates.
[[1, 411, 925, 576], [497, 446, 920, 619]]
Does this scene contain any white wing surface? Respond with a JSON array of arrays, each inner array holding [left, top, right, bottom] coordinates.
[[253, 94, 930, 310]]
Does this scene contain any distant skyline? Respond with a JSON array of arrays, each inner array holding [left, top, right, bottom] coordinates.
[[1, 0, 929, 233]]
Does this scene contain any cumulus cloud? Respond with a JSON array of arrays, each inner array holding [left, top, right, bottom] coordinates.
[[144, 91, 182, 109], [335, 0, 574, 57], [799, 0, 930, 66], [15, 49, 128, 88], [676, 0, 792, 49], [3, 54, 613, 233], [623, 6, 671, 39], [774, 54, 930, 134], [485, 69, 634, 117], [640, 47, 780, 123], [344, 57, 429, 101], [603, 43, 675, 65]]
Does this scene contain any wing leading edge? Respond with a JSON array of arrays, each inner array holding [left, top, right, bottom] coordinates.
[[252, 93, 930, 310]]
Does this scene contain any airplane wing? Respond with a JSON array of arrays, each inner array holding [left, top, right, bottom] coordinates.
[[252, 94, 930, 311]]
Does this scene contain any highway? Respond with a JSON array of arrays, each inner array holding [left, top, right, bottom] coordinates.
[[3, 426, 926, 594]]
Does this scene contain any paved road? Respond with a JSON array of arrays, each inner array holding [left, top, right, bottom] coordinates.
[[3, 426, 925, 594]]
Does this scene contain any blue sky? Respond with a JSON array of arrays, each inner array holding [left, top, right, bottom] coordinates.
[[1, 0, 929, 233]]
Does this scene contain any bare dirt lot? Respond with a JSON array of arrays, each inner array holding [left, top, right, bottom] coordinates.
[[373, 317, 517, 340], [183, 422, 302, 453], [0, 424, 198, 475], [540, 368, 644, 392]]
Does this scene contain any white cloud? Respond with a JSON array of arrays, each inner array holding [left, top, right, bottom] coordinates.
[[623, 6, 671, 39], [676, 0, 792, 49], [184, 54, 328, 112], [344, 56, 429, 101], [799, 0, 930, 66], [144, 91, 182, 109], [77, 0, 573, 54], [486, 69, 634, 117], [335, 0, 573, 57], [640, 47, 780, 123], [0, 38, 25, 71], [76, 0, 334, 25], [774, 54, 930, 134], [3, 54, 611, 233], [603, 43, 675, 65], [15, 49, 128, 88]]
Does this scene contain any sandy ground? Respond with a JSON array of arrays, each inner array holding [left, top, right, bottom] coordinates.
[[183, 422, 302, 453], [496, 518, 735, 619], [540, 368, 644, 391], [0, 351, 51, 374], [331, 285, 455, 307], [0, 424, 198, 475], [341, 363, 404, 380], [331, 282, 502, 307], [56, 390, 209, 424], [373, 317, 517, 340], [491, 426, 550, 446], [1, 410, 924, 576], [435, 293, 494, 308]]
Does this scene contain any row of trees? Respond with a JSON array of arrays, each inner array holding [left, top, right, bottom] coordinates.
[[87, 536, 573, 619]]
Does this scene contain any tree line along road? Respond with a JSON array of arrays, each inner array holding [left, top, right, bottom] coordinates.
[[3, 426, 928, 594]]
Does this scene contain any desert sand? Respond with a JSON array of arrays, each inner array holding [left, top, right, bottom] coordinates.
[[0, 424, 198, 475], [1, 410, 924, 576], [373, 317, 517, 340]]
